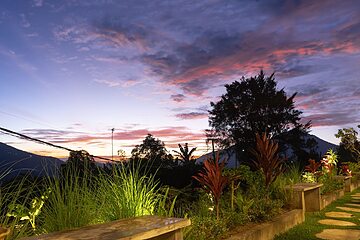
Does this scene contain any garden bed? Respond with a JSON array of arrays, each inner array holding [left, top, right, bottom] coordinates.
[[320, 189, 345, 210], [224, 209, 304, 240]]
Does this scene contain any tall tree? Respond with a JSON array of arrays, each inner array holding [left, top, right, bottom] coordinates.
[[208, 71, 311, 162], [173, 143, 197, 164], [64, 150, 97, 176], [130, 134, 173, 167], [335, 125, 360, 162]]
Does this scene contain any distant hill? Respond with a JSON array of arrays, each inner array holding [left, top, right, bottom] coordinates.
[[196, 134, 338, 168], [303, 134, 338, 156], [0, 142, 64, 182]]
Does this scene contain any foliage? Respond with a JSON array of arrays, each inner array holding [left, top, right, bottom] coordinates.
[[130, 134, 173, 167], [234, 192, 254, 218], [340, 164, 351, 176], [235, 165, 285, 220], [249, 132, 286, 188], [155, 187, 178, 217], [335, 125, 360, 162], [302, 159, 322, 183], [318, 174, 343, 195], [302, 172, 317, 183], [321, 149, 338, 175], [281, 163, 302, 185], [117, 149, 127, 161], [0, 176, 39, 239], [97, 163, 160, 221], [173, 143, 197, 165], [184, 215, 228, 240], [41, 165, 100, 233], [65, 150, 97, 175], [305, 159, 321, 174], [348, 162, 360, 173], [7, 188, 51, 230], [193, 153, 229, 219], [208, 70, 310, 162]]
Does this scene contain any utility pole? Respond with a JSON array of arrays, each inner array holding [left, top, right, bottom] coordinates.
[[111, 128, 115, 161], [208, 137, 217, 161]]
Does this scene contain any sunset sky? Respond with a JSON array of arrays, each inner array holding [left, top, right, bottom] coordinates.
[[0, 0, 359, 158]]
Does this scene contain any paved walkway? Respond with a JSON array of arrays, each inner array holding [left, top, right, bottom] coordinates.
[[275, 189, 360, 240], [316, 192, 360, 240]]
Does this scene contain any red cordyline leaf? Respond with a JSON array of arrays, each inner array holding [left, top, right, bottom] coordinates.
[[249, 132, 285, 188], [193, 153, 229, 205], [305, 159, 321, 173]]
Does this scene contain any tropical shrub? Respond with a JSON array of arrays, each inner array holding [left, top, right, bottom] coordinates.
[[305, 159, 321, 174], [302, 159, 322, 183], [321, 149, 338, 175], [193, 154, 229, 219], [184, 215, 228, 240], [340, 164, 351, 176], [318, 174, 343, 195], [249, 132, 286, 188], [302, 172, 317, 183]]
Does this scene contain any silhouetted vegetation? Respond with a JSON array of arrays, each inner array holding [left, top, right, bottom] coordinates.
[[130, 134, 174, 168], [208, 70, 311, 165], [173, 143, 197, 165], [335, 125, 360, 163], [3, 72, 358, 240]]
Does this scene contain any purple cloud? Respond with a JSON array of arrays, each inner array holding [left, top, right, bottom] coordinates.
[[175, 112, 208, 120]]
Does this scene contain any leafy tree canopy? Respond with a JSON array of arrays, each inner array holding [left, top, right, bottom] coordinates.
[[335, 125, 360, 162], [208, 70, 311, 162], [130, 134, 173, 166]]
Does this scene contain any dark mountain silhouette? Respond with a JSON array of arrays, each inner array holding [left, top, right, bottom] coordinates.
[[302, 134, 338, 156], [0, 142, 64, 182], [196, 134, 338, 168]]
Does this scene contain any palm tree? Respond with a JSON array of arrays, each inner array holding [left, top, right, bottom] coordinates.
[[173, 143, 197, 164]]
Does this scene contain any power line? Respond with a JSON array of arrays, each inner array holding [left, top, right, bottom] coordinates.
[[0, 126, 116, 162], [0, 110, 59, 129]]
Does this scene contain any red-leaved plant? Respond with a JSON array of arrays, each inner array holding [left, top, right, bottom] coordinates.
[[341, 164, 352, 176], [193, 153, 229, 219], [305, 159, 322, 174], [250, 132, 286, 188]]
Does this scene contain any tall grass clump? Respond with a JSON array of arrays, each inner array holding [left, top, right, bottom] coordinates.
[[97, 162, 160, 221], [40, 162, 100, 233]]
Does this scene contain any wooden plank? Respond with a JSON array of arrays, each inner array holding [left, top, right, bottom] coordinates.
[[22, 216, 191, 240]]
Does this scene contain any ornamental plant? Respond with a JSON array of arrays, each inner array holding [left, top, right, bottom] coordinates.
[[302, 159, 322, 183], [302, 172, 317, 183], [321, 149, 338, 175], [305, 159, 321, 174], [340, 164, 352, 176], [249, 132, 286, 188], [193, 153, 229, 220]]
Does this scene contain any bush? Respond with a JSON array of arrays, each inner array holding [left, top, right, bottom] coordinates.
[[318, 174, 343, 195], [184, 215, 228, 240]]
